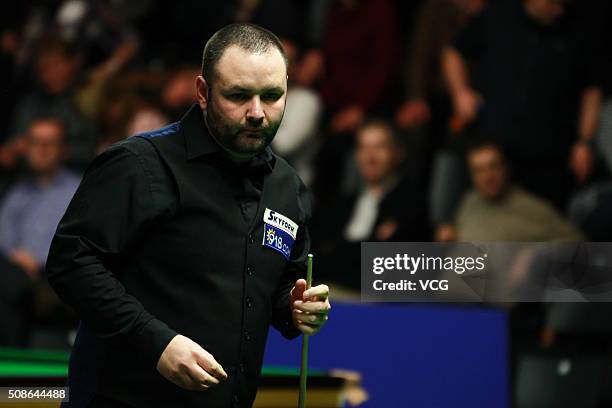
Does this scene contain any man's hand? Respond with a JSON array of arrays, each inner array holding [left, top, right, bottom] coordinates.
[[570, 141, 593, 183], [435, 223, 457, 242], [156, 335, 228, 390], [330, 105, 364, 134], [452, 87, 481, 124], [290, 279, 331, 335], [395, 99, 431, 129]]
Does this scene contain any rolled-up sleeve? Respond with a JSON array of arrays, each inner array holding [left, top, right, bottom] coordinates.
[[46, 138, 178, 367]]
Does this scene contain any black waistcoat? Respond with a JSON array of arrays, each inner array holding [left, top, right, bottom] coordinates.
[[67, 105, 310, 408]]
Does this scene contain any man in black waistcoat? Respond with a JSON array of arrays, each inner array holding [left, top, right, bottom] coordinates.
[[46, 23, 331, 408]]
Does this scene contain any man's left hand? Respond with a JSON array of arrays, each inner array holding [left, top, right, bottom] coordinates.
[[290, 280, 331, 335]]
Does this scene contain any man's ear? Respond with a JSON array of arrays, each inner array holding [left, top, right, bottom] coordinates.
[[195, 75, 209, 111]]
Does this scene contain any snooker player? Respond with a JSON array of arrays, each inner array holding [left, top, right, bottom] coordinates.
[[46, 23, 331, 408]]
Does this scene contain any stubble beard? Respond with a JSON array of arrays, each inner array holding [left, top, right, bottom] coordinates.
[[205, 98, 283, 156]]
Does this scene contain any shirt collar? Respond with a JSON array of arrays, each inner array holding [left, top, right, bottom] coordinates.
[[180, 104, 275, 172]]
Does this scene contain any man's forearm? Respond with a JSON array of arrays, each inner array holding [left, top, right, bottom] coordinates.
[[578, 86, 603, 143], [46, 250, 178, 367], [442, 46, 471, 96]]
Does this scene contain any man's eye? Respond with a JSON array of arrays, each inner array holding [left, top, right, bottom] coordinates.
[[262, 93, 281, 102], [227, 93, 249, 101]]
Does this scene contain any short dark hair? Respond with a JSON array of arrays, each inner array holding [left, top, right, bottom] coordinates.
[[466, 139, 506, 160], [358, 117, 404, 145], [201, 23, 288, 84]]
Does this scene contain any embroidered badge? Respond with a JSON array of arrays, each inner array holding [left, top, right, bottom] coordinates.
[[262, 208, 299, 260]]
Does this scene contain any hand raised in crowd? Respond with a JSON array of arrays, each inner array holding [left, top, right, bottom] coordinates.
[[295, 49, 324, 87], [435, 223, 457, 242], [570, 141, 593, 183], [0, 137, 27, 169], [452, 87, 482, 124], [290, 279, 331, 336], [157, 335, 228, 391], [330, 105, 365, 134], [395, 99, 431, 129]]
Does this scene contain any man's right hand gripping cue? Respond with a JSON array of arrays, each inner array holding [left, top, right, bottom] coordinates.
[[156, 335, 228, 390]]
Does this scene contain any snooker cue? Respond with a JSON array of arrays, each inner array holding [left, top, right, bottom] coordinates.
[[298, 254, 313, 408]]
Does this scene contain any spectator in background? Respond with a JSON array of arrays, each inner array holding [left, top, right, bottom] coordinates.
[[451, 142, 581, 342], [8, 1, 138, 128], [320, 0, 401, 134], [0, 117, 80, 274], [0, 117, 79, 346], [271, 38, 322, 187], [97, 100, 169, 154], [313, 119, 429, 291], [4, 36, 99, 170], [567, 94, 612, 241], [396, 0, 485, 133], [442, 0, 603, 212], [311, 0, 402, 208], [15, 0, 138, 76], [125, 105, 168, 138], [395, 0, 485, 234], [452, 142, 582, 242]]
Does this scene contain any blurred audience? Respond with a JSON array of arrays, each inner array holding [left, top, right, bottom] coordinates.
[[395, 0, 486, 235], [160, 65, 199, 122], [451, 142, 583, 242], [0, 117, 79, 346], [313, 119, 429, 290], [272, 38, 322, 186], [3, 36, 99, 170], [319, 0, 401, 134], [568, 181, 612, 241], [441, 0, 604, 213], [0, 117, 80, 273], [97, 100, 169, 154], [396, 0, 485, 132], [311, 0, 402, 208], [566, 94, 612, 241], [125, 105, 169, 137], [15, 0, 138, 74]]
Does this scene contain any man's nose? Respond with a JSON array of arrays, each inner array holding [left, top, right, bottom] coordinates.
[[246, 95, 264, 122]]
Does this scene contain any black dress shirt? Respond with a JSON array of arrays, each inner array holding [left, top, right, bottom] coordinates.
[[46, 105, 311, 408]]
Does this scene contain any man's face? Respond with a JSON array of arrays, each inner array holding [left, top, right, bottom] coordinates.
[[356, 125, 400, 185], [26, 120, 65, 175], [525, 0, 566, 25], [468, 146, 508, 200], [36, 51, 77, 94], [201, 45, 287, 159]]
